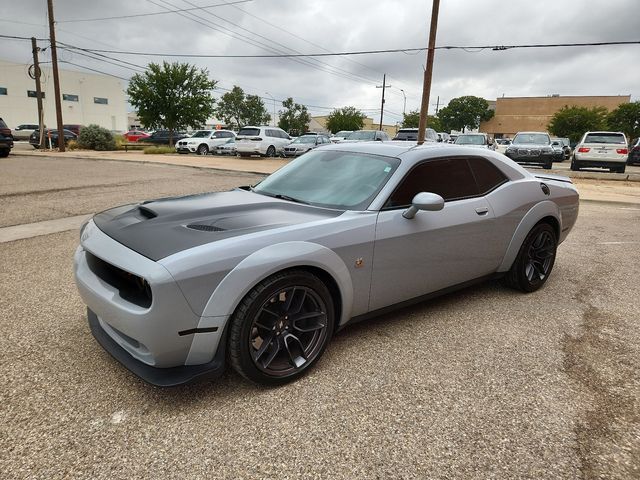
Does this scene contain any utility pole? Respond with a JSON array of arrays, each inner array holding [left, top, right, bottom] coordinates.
[[47, 0, 65, 151], [376, 74, 390, 131], [417, 0, 441, 144], [435, 95, 440, 114], [265, 92, 276, 127], [31, 37, 45, 149]]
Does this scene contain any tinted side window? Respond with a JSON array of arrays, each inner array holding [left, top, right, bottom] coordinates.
[[468, 157, 508, 194], [385, 158, 479, 208], [266, 129, 276, 138]]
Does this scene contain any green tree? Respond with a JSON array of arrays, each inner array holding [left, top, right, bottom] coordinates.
[[607, 102, 640, 141], [438, 96, 494, 132], [326, 106, 366, 133], [402, 110, 420, 128], [127, 61, 216, 146], [548, 105, 608, 144], [402, 110, 443, 132], [278, 97, 311, 135], [215, 86, 270, 129]]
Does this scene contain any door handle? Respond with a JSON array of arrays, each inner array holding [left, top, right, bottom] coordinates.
[[475, 207, 489, 215]]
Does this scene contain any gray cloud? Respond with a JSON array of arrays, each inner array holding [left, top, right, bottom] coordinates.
[[1, 0, 638, 124]]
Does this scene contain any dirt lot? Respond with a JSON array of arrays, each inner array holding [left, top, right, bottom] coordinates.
[[1, 155, 639, 479]]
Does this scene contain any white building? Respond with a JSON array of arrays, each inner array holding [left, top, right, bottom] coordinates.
[[0, 58, 127, 131]]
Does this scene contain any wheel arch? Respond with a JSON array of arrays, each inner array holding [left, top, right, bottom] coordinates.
[[497, 201, 561, 272], [201, 241, 353, 327]]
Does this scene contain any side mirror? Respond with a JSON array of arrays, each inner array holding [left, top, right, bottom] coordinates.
[[403, 192, 445, 219]]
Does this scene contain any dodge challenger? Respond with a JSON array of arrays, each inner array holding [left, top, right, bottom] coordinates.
[[74, 142, 579, 386]]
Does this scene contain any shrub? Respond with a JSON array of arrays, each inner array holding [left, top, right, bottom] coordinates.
[[67, 140, 79, 150], [113, 134, 126, 150], [77, 124, 116, 151], [143, 146, 175, 154]]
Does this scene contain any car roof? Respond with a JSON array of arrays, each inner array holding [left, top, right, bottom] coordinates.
[[515, 131, 548, 135]]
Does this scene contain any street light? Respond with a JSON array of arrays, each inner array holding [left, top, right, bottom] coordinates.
[[265, 92, 276, 126], [399, 88, 407, 116]]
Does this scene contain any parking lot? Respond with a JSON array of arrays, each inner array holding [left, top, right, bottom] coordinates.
[[1, 154, 639, 479]]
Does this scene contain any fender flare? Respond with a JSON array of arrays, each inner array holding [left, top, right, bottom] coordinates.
[[496, 200, 561, 272], [201, 241, 354, 325]]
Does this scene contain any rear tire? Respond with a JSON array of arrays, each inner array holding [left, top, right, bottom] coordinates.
[[543, 160, 552, 170], [617, 165, 626, 174], [503, 223, 557, 293], [570, 159, 579, 171], [0, 149, 9, 158], [266, 145, 276, 157]]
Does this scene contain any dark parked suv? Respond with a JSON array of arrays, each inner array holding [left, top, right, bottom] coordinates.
[[0, 118, 14, 157], [30, 129, 77, 148], [144, 130, 188, 145], [628, 138, 640, 166]]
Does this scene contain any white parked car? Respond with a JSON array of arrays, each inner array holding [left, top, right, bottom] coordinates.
[[214, 138, 237, 156], [571, 131, 628, 173], [236, 126, 292, 157], [495, 138, 511, 154], [283, 134, 331, 157], [175, 130, 236, 155], [454, 133, 495, 150], [330, 130, 352, 143]]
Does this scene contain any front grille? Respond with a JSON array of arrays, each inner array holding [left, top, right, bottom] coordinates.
[[186, 223, 226, 232], [85, 252, 152, 308]]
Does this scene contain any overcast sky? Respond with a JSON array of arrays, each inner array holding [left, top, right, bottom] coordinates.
[[1, 0, 638, 125]]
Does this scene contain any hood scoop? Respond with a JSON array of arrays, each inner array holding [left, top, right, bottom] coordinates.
[[186, 223, 226, 232], [138, 205, 157, 219]]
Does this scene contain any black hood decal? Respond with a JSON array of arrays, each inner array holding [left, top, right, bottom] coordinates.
[[93, 189, 342, 261]]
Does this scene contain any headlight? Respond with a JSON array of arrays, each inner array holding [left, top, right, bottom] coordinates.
[[542, 147, 552, 153]]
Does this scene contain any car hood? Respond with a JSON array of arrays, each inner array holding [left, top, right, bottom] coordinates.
[[93, 189, 342, 261]]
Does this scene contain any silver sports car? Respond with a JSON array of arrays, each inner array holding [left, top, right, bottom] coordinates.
[[74, 142, 579, 386]]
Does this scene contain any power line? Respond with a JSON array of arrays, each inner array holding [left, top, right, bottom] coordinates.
[[72, 40, 640, 58], [57, 0, 253, 23], [59, 60, 130, 81]]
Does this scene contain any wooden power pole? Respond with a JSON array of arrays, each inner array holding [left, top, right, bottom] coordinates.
[[376, 74, 389, 132], [417, 0, 441, 144], [31, 37, 45, 149], [47, 0, 65, 151]]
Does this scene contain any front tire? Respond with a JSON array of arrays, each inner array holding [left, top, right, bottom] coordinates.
[[197, 144, 209, 155], [503, 223, 557, 293], [543, 159, 552, 170], [228, 270, 335, 385]]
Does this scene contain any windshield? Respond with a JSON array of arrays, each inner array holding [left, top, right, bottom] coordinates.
[[191, 130, 211, 138], [335, 131, 351, 137], [293, 136, 317, 144], [584, 133, 626, 144], [347, 131, 375, 141], [253, 150, 400, 210], [394, 132, 417, 141], [512, 133, 550, 145], [455, 135, 485, 145]]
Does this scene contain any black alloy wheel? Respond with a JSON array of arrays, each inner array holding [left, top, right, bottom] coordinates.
[[504, 223, 557, 292], [197, 144, 209, 155], [266, 145, 276, 157], [228, 270, 334, 385]]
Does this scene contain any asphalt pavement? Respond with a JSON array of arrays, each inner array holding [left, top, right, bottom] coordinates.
[[1, 155, 639, 479]]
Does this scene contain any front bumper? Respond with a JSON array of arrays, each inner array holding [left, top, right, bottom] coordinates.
[[175, 144, 197, 153], [74, 220, 228, 385], [505, 151, 554, 165], [88, 309, 224, 386]]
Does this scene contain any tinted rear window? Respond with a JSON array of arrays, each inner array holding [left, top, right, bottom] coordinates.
[[238, 128, 260, 136], [584, 133, 626, 144]]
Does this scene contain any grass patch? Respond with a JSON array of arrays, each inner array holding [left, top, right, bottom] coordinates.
[[143, 146, 175, 155]]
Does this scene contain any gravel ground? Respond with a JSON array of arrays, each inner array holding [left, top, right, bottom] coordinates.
[[0, 155, 263, 227], [1, 157, 639, 479]]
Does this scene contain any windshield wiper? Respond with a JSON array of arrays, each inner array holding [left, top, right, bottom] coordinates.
[[273, 194, 309, 205], [250, 188, 309, 205]]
